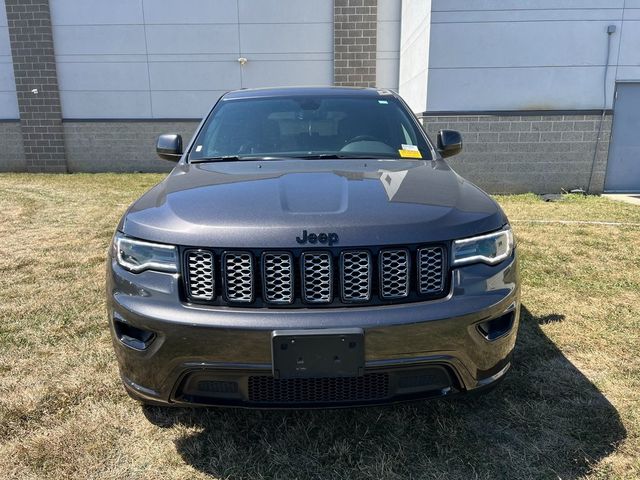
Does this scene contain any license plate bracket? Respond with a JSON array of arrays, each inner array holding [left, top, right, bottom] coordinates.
[[271, 328, 365, 379]]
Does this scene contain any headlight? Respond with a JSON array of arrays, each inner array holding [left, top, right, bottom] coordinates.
[[114, 233, 177, 273], [452, 227, 514, 266]]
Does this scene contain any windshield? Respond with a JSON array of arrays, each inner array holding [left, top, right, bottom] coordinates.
[[189, 94, 433, 161]]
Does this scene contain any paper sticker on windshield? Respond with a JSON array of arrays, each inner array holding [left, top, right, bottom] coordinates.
[[401, 144, 419, 151], [399, 147, 422, 158], [378, 100, 388, 104], [195, 145, 203, 152]]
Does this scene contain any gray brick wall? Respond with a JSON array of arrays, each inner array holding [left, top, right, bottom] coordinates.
[[422, 113, 612, 194], [0, 121, 26, 171], [5, 0, 66, 172], [64, 121, 198, 173], [334, 0, 377, 87]]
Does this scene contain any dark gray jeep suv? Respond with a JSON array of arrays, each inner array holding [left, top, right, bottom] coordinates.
[[106, 87, 520, 408]]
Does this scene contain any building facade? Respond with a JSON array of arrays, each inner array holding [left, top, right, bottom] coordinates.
[[1, 0, 639, 193]]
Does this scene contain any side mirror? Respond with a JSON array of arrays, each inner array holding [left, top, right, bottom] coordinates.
[[436, 130, 463, 158], [156, 134, 183, 161]]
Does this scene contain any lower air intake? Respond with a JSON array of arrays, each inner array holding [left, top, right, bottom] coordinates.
[[248, 373, 390, 404]]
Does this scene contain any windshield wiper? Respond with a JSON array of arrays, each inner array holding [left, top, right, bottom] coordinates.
[[191, 153, 400, 163], [190, 155, 291, 163], [294, 153, 396, 160]]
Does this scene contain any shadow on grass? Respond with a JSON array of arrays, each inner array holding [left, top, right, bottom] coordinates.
[[143, 305, 625, 479]]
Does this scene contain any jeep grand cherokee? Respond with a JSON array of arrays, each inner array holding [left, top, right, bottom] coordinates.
[[106, 87, 520, 408]]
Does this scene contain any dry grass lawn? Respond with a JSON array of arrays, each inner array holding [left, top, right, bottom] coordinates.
[[0, 173, 638, 479]]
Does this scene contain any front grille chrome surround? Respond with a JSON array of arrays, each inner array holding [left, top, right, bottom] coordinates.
[[340, 250, 372, 302], [379, 249, 410, 299], [262, 252, 294, 304], [222, 252, 254, 303], [185, 250, 215, 301], [417, 246, 445, 294], [301, 252, 333, 303]]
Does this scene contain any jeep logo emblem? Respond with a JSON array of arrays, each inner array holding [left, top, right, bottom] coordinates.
[[296, 230, 339, 246]]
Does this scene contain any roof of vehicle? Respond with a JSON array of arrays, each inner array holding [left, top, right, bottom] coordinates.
[[222, 86, 397, 100]]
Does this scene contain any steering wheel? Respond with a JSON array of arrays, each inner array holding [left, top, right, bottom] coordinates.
[[344, 135, 379, 145]]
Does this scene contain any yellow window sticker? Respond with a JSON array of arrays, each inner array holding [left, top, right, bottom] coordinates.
[[398, 144, 422, 158]]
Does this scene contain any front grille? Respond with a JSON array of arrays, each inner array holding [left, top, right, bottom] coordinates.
[[379, 249, 410, 299], [301, 252, 333, 303], [248, 373, 390, 404], [185, 250, 215, 301], [262, 252, 294, 304], [182, 244, 447, 307], [341, 251, 371, 302], [417, 247, 445, 294], [223, 252, 254, 302]]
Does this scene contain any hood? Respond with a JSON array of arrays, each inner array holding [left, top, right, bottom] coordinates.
[[122, 159, 507, 248]]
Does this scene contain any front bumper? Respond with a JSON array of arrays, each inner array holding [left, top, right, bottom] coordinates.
[[106, 252, 520, 408]]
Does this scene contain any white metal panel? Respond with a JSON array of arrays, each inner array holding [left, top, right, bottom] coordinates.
[[142, 0, 238, 24], [148, 61, 241, 91], [432, 0, 624, 10], [378, 0, 401, 22], [432, 9, 623, 22], [241, 60, 333, 88], [429, 21, 621, 69], [145, 24, 240, 54], [0, 92, 18, 119], [0, 0, 6, 26], [424, 3, 626, 111], [378, 15, 401, 54], [0, 62, 14, 90], [377, 0, 401, 90], [0, 27, 10, 56], [238, 0, 332, 23], [49, 0, 143, 25], [427, 66, 607, 111], [616, 66, 640, 81], [53, 25, 147, 55], [237, 3, 333, 91], [0, 0, 18, 119], [150, 91, 227, 118], [60, 91, 152, 118], [239, 24, 332, 54], [52, 0, 332, 118], [57, 62, 150, 91], [618, 21, 640, 67], [623, 8, 640, 20]]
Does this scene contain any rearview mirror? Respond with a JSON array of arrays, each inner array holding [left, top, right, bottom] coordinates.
[[156, 134, 183, 161], [436, 130, 462, 158]]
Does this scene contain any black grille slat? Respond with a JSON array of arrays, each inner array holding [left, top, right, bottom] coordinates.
[[185, 250, 215, 301], [223, 252, 254, 302], [248, 374, 390, 403], [379, 249, 410, 299], [301, 252, 333, 303], [183, 245, 447, 306], [418, 247, 445, 294], [263, 252, 294, 304]]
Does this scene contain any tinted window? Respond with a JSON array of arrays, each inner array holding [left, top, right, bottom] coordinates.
[[190, 95, 433, 160]]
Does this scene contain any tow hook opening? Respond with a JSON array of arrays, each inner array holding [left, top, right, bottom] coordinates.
[[477, 310, 515, 341], [114, 319, 156, 350]]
